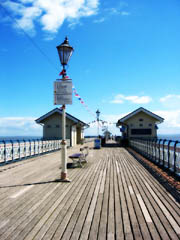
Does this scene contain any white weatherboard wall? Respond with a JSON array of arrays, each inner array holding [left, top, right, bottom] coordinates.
[[71, 125, 77, 147]]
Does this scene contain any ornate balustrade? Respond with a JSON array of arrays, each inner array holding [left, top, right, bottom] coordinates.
[[0, 139, 70, 164], [129, 138, 180, 177]]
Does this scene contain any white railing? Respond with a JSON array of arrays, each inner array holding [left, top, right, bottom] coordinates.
[[0, 139, 70, 164]]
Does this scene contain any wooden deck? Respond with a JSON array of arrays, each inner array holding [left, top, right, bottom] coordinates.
[[0, 141, 179, 240]]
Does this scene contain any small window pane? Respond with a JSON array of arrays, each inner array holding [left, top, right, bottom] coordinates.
[[131, 129, 152, 135]]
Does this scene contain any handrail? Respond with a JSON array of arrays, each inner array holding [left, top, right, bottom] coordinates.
[[129, 138, 180, 178], [0, 138, 70, 164]]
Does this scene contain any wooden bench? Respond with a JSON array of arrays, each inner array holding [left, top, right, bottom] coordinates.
[[68, 146, 89, 168]]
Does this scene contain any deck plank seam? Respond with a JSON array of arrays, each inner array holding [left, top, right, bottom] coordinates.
[[32, 158, 103, 240], [122, 151, 180, 240], [50, 157, 103, 240], [118, 154, 144, 240], [23, 158, 102, 240], [124, 151, 180, 225]]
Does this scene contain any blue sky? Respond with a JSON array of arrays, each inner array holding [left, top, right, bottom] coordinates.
[[0, 0, 180, 136]]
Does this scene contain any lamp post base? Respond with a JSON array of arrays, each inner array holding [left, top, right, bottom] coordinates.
[[55, 172, 71, 182]]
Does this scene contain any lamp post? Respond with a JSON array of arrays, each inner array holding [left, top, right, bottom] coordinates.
[[96, 109, 100, 137], [56, 37, 74, 182]]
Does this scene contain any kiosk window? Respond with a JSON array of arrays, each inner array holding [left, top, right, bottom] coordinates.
[[131, 129, 152, 135]]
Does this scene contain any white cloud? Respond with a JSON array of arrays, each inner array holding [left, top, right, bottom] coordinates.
[[3, 0, 99, 35], [93, 17, 105, 23], [160, 94, 180, 109], [121, 11, 130, 16], [85, 109, 180, 136], [106, 7, 130, 16], [160, 94, 180, 102], [155, 110, 180, 128], [0, 117, 42, 136], [111, 94, 152, 104], [154, 110, 180, 135]]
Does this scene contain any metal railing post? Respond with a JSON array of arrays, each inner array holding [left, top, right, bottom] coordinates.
[[33, 139, 36, 155], [174, 141, 178, 175], [162, 139, 166, 168], [17, 140, 21, 159], [29, 139, 31, 157], [167, 140, 172, 170], [23, 139, 26, 159], [152, 138, 156, 162], [158, 139, 162, 165], [146, 138, 149, 158], [3, 140, 6, 163], [154, 139, 158, 162], [10, 140, 14, 161]]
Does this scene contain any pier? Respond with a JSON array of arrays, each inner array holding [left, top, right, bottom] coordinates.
[[0, 141, 179, 240]]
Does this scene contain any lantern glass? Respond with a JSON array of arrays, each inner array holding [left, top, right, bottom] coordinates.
[[56, 37, 74, 66], [96, 110, 100, 118]]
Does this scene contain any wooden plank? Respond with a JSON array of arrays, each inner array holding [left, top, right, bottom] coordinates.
[[50, 158, 103, 240], [34, 158, 102, 240], [9, 185, 34, 199], [117, 154, 143, 240], [136, 194, 152, 223], [0, 142, 179, 240], [123, 149, 180, 240], [107, 157, 115, 240], [119, 150, 160, 240], [88, 156, 108, 240], [0, 167, 80, 240], [72, 158, 106, 240], [122, 150, 171, 240], [117, 156, 134, 240], [0, 162, 75, 212], [113, 158, 124, 240], [0, 156, 60, 202], [18, 163, 98, 240], [145, 181, 180, 235], [124, 150, 180, 214], [0, 169, 64, 238], [98, 155, 110, 240]]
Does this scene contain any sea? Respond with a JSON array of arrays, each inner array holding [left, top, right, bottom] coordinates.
[[0, 134, 180, 142], [0, 136, 42, 142], [157, 134, 180, 141]]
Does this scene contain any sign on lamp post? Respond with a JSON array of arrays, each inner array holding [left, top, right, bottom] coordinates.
[[54, 80, 72, 105]]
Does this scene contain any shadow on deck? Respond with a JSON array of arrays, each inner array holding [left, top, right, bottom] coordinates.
[[102, 142, 120, 148], [101, 139, 120, 148]]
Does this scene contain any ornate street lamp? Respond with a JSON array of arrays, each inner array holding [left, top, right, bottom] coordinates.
[[56, 37, 74, 77], [56, 37, 74, 182], [96, 109, 100, 137]]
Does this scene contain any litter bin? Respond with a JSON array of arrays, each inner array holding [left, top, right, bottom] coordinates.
[[94, 138, 101, 149]]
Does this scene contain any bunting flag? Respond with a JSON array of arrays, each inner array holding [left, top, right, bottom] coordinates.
[[57, 71, 115, 127], [72, 85, 117, 126], [59, 69, 66, 76], [72, 86, 96, 118]]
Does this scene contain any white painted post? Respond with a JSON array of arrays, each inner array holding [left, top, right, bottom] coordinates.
[[60, 105, 69, 181]]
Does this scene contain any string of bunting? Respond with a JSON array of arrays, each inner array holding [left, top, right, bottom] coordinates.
[[72, 85, 96, 118], [71, 84, 117, 126], [72, 86, 116, 126]]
